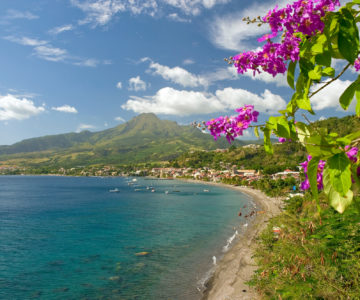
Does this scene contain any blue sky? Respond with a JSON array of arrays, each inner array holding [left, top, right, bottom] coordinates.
[[0, 0, 355, 145]]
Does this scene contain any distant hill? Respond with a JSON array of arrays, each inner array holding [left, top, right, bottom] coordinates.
[[0, 113, 263, 167]]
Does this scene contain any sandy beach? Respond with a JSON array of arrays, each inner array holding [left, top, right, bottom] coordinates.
[[180, 180, 283, 300]]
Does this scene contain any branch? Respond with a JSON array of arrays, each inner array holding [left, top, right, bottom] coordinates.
[[309, 63, 351, 98], [248, 124, 265, 128], [302, 113, 313, 125]]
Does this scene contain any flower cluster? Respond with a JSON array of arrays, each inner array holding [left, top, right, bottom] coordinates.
[[278, 137, 292, 143], [206, 105, 259, 143], [233, 0, 340, 77], [354, 57, 360, 72], [345, 146, 358, 163], [300, 155, 326, 190], [300, 146, 359, 191]]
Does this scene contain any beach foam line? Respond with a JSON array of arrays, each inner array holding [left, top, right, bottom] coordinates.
[[222, 230, 238, 252]]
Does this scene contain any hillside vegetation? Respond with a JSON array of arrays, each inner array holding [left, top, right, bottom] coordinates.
[[170, 115, 360, 173], [0, 113, 260, 168]]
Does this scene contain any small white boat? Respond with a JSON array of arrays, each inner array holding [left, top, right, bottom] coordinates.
[[132, 178, 137, 182], [151, 189, 155, 193], [165, 191, 169, 194], [109, 188, 120, 193], [203, 189, 210, 192]]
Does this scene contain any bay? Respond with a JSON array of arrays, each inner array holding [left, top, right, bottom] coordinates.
[[0, 176, 253, 300]]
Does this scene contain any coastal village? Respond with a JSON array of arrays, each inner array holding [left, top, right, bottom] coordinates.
[[0, 146, 301, 184]]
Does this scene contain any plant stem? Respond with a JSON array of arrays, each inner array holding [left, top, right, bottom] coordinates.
[[309, 63, 351, 98]]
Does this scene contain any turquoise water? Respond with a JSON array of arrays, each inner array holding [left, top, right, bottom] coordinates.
[[0, 176, 254, 300]]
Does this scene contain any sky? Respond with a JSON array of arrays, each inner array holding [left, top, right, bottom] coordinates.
[[0, 0, 356, 145]]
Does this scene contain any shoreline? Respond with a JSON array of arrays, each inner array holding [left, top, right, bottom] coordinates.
[[179, 179, 283, 300]]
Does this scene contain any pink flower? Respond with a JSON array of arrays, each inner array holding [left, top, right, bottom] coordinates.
[[206, 105, 259, 143], [232, 0, 339, 77], [346, 146, 358, 163]]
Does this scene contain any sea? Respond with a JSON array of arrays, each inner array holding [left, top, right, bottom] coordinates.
[[0, 176, 255, 300]]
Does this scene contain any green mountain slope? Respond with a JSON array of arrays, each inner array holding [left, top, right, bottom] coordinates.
[[0, 113, 261, 167]]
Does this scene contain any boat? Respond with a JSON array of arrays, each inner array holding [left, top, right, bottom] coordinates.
[[203, 189, 210, 192], [165, 191, 169, 194], [132, 178, 137, 182], [109, 188, 120, 193], [151, 189, 155, 193]]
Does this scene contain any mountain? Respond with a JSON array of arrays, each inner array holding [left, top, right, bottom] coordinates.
[[0, 113, 262, 167]]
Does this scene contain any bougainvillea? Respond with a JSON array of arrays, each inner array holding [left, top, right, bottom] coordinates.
[[206, 105, 259, 143], [300, 147, 359, 191], [232, 0, 340, 77], [207, 0, 360, 213]]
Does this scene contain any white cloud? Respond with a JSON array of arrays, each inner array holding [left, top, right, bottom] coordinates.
[[71, 0, 158, 26], [115, 116, 126, 122], [146, 59, 286, 89], [122, 86, 286, 116], [148, 61, 207, 87], [71, 0, 230, 26], [242, 69, 288, 87], [163, 0, 230, 16], [311, 79, 356, 111], [319, 116, 327, 121], [209, 0, 290, 51], [128, 76, 147, 91], [116, 81, 122, 89], [76, 123, 96, 132], [0, 94, 45, 121], [215, 87, 286, 114], [202, 66, 238, 83], [49, 24, 74, 35], [73, 58, 100, 67], [4, 35, 106, 67], [5, 9, 38, 20], [34, 45, 68, 62], [4, 36, 47, 47], [52, 105, 78, 114], [122, 87, 222, 115], [167, 13, 190, 22], [183, 59, 195, 65]]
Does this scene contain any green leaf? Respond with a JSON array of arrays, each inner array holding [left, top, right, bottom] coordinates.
[[295, 122, 310, 145], [344, 130, 360, 141], [267, 116, 280, 130], [286, 97, 297, 115], [311, 34, 327, 55], [299, 58, 315, 75], [287, 61, 296, 90], [327, 152, 352, 196], [263, 127, 273, 155], [323, 167, 353, 213], [325, 12, 339, 38], [336, 137, 351, 146], [276, 118, 291, 138], [296, 95, 312, 112], [322, 67, 335, 77], [294, 74, 313, 113], [315, 51, 331, 67], [339, 80, 358, 110], [308, 65, 322, 81], [254, 126, 259, 138], [308, 157, 320, 201], [305, 135, 341, 157], [338, 8, 359, 64], [356, 87, 360, 116]]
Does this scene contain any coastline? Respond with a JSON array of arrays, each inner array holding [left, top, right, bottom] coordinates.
[[180, 179, 283, 300]]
